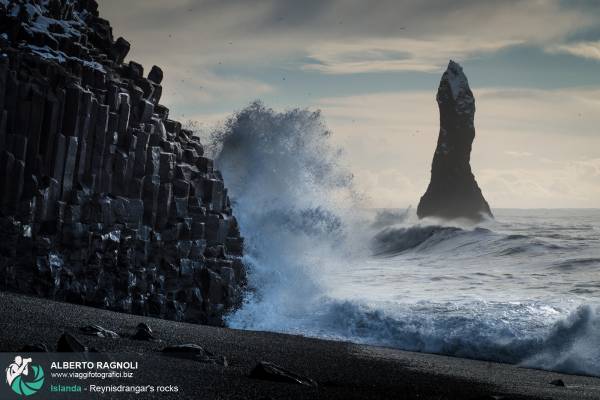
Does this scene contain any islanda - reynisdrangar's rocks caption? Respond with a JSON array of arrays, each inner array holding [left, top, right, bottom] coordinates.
[[0, 0, 245, 326], [417, 60, 492, 222]]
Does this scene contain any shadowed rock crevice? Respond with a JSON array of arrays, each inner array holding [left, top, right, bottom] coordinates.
[[0, 0, 245, 325], [417, 60, 492, 222]]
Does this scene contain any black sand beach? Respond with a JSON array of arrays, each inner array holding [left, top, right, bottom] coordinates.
[[0, 291, 598, 399]]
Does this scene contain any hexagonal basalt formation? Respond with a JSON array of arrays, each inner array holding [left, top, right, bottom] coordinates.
[[0, 0, 245, 325]]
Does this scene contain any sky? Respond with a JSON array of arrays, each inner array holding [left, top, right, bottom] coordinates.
[[98, 0, 600, 209]]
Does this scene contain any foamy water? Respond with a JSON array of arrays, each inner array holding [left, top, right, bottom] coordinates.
[[205, 101, 600, 377]]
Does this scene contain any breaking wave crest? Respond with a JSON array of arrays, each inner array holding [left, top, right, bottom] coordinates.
[[372, 225, 470, 256], [206, 101, 600, 377], [371, 224, 572, 257]]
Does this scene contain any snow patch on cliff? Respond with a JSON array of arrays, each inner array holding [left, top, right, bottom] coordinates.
[[445, 60, 470, 101]]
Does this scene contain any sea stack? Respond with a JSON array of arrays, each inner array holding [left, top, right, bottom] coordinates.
[[417, 60, 492, 221]]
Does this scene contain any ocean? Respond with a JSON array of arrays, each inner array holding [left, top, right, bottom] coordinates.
[[208, 102, 600, 377]]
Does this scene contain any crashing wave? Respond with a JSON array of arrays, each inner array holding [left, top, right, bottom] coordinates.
[[206, 101, 600, 377]]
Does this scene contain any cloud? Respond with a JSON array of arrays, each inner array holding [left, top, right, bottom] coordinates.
[[98, 0, 596, 76], [353, 169, 420, 209], [546, 41, 600, 61], [95, 0, 600, 123], [94, 1, 600, 208], [478, 158, 600, 208], [303, 37, 521, 74], [161, 65, 274, 109], [100, 0, 588, 39], [505, 151, 533, 158]]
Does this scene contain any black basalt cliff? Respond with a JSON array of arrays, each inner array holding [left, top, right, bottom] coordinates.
[[0, 0, 245, 325], [417, 60, 492, 221]]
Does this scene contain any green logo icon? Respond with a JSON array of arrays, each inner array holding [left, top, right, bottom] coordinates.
[[6, 356, 45, 396]]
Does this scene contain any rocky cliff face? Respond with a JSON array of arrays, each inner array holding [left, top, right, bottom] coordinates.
[[417, 60, 492, 222], [0, 0, 245, 325]]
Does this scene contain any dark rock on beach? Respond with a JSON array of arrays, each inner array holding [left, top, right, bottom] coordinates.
[[131, 322, 155, 341], [250, 361, 317, 387], [417, 60, 492, 222], [162, 343, 227, 365], [79, 324, 119, 338], [0, 0, 245, 326]]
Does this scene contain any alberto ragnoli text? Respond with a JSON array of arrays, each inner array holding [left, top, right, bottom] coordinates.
[[51, 361, 138, 370]]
